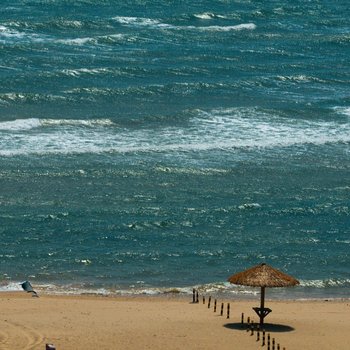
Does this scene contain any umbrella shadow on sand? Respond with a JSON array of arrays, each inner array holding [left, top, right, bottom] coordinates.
[[224, 322, 295, 333]]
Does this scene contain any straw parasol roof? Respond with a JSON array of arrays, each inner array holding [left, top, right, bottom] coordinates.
[[228, 262, 299, 288]]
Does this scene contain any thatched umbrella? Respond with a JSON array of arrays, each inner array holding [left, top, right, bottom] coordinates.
[[228, 263, 299, 326]]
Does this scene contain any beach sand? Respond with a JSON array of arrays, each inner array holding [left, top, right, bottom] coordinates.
[[0, 292, 349, 349]]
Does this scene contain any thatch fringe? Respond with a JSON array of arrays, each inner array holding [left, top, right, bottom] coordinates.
[[228, 263, 299, 288]]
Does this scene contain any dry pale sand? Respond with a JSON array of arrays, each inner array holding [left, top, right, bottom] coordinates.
[[0, 292, 349, 350]]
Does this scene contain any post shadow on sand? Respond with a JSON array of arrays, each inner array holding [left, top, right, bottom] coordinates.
[[224, 322, 295, 333]]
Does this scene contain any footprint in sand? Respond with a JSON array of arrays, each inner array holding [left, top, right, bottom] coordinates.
[[0, 320, 45, 350]]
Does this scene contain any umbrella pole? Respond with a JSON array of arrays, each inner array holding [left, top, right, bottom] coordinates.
[[260, 286, 265, 309], [260, 286, 265, 326]]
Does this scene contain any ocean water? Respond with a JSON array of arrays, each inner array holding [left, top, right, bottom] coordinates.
[[0, 1, 349, 299]]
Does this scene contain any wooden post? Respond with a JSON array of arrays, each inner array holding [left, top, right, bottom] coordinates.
[[220, 303, 224, 316], [277, 344, 280, 350], [246, 317, 250, 331], [241, 313, 244, 328], [203, 296, 205, 304], [227, 303, 230, 319], [192, 289, 196, 303], [262, 330, 266, 346], [267, 334, 270, 350], [46, 345, 56, 350], [208, 296, 211, 308], [214, 299, 217, 312], [256, 325, 260, 342], [272, 338, 275, 350], [196, 291, 199, 303], [250, 321, 254, 336]]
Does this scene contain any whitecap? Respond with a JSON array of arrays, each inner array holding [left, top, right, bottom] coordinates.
[[58, 20, 84, 28], [299, 279, 350, 288], [112, 15, 255, 32], [0, 118, 114, 132], [194, 12, 215, 20], [335, 239, 350, 244], [0, 25, 23, 39], [57, 33, 126, 46], [57, 37, 96, 45], [61, 67, 112, 77], [238, 203, 261, 210], [112, 16, 161, 26], [1, 107, 350, 157], [193, 13, 226, 20], [40, 118, 115, 127], [196, 23, 257, 31], [75, 259, 92, 265], [334, 107, 350, 117], [0, 24, 49, 43], [0, 92, 27, 103], [0, 118, 41, 131]]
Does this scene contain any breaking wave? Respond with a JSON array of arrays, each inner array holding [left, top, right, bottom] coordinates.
[[2, 278, 349, 299], [1, 107, 350, 156], [300, 279, 350, 288], [0, 118, 115, 131], [0, 24, 49, 43], [193, 13, 227, 20], [56, 34, 126, 46], [195, 23, 256, 31], [112, 16, 256, 32]]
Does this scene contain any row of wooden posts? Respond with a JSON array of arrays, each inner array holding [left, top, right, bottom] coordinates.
[[246, 319, 286, 350], [193, 289, 287, 350]]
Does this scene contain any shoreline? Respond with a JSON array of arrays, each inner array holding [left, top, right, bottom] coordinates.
[[2, 289, 350, 303], [0, 292, 349, 349], [1, 280, 349, 301]]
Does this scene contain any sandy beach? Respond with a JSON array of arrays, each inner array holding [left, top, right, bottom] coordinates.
[[0, 292, 349, 350]]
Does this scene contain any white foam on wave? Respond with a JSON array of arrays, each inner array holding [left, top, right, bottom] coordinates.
[[0, 281, 256, 297], [0, 282, 23, 292], [112, 16, 255, 32], [1, 279, 348, 298], [61, 67, 113, 77], [0, 281, 192, 297], [0, 25, 24, 39], [0, 118, 115, 131], [47, 118, 115, 126], [57, 20, 84, 28], [0, 92, 65, 105], [185, 107, 350, 150], [335, 106, 350, 117], [194, 12, 216, 20], [57, 37, 96, 45], [0, 118, 42, 131], [300, 278, 350, 288], [193, 13, 227, 20], [196, 23, 257, 31], [57, 34, 125, 46], [1, 108, 350, 156], [113, 16, 161, 26], [0, 24, 48, 43], [0, 282, 112, 296]]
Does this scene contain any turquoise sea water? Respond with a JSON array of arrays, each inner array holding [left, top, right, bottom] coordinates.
[[0, 1, 349, 299]]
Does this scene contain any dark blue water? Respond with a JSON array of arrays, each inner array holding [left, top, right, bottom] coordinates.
[[0, 1, 349, 299]]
